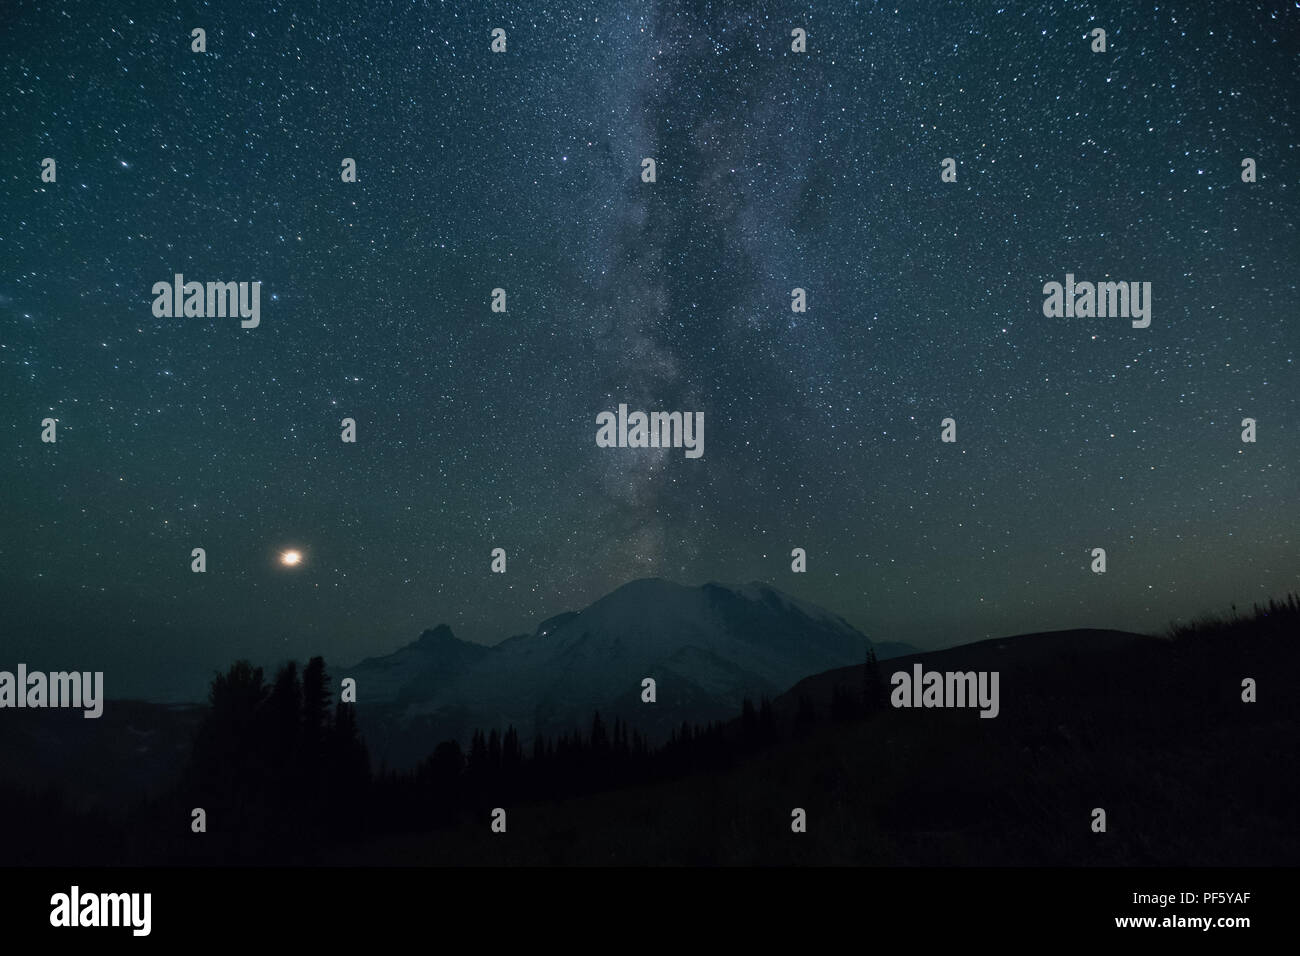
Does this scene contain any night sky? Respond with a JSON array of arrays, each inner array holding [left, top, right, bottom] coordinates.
[[2, 1, 1296, 701]]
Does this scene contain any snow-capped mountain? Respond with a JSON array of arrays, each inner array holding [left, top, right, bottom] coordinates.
[[348, 578, 904, 765]]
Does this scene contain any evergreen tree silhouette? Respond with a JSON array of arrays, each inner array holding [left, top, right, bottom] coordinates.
[[428, 739, 465, 779], [468, 729, 487, 768], [188, 660, 272, 860], [266, 661, 302, 774], [741, 697, 757, 747], [591, 711, 609, 755], [502, 725, 522, 778], [301, 656, 332, 755], [759, 697, 776, 746], [863, 646, 884, 714], [327, 698, 370, 836]]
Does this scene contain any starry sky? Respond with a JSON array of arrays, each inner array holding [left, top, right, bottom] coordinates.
[[2, 1, 1297, 701]]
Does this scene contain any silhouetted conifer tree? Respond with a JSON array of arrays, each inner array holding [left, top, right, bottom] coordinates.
[[863, 647, 884, 714], [300, 656, 332, 764], [759, 697, 776, 745], [503, 725, 522, 776], [328, 699, 370, 835], [591, 711, 609, 754], [468, 729, 488, 773], [741, 697, 757, 745], [188, 661, 277, 860]]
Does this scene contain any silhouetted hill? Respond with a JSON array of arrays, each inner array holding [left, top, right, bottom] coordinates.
[[773, 627, 1151, 721], [326, 606, 1298, 865]]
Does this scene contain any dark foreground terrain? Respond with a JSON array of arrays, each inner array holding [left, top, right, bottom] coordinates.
[[329, 613, 1298, 865], [3, 597, 1296, 866]]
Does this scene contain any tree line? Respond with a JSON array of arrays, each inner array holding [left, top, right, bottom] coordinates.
[[175, 647, 893, 860]]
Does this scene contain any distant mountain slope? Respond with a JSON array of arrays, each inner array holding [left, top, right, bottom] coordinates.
[[347, 624, 491, 704], [348, 578, 883, 764]]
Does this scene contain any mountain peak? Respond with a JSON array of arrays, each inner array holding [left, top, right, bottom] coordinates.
[[416, 624, 459, 646], [605, 576, 687, 595]]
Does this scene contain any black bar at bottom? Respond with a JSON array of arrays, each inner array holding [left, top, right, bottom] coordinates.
[[0, 865, 1282, 942]]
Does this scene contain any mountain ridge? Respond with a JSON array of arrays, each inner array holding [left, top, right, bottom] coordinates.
[[346, 577, 907, 766]]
